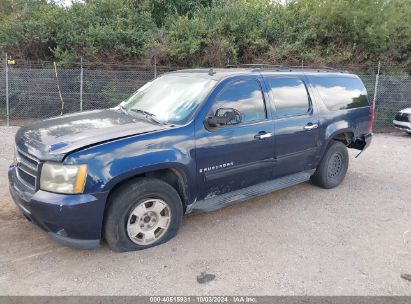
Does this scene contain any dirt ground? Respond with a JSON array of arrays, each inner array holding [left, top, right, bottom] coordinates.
[[0, 128, 410, 295]]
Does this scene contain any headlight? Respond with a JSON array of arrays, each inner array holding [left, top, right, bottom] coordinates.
[[40, 163, 87, 194]]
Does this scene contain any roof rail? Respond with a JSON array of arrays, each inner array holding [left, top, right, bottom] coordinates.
[[226, 64, 348, 73], [226, 64, 283, 68], [256, 66, 348, 73], [289, 65, 336, 70]]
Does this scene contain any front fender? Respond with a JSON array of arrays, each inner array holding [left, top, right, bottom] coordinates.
[[103, 157, 193, 193], [64, 125, 197, 202]]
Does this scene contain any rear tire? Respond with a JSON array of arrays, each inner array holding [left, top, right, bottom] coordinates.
[[104, 178, 183, 252], [311, 141, 349, 189]]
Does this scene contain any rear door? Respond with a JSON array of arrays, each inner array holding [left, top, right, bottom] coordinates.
[[264, 76, 320, 178], [194, 78, 275, 200]]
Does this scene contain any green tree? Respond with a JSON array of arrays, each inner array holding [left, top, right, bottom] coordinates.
[[0, 0, 409, 70]]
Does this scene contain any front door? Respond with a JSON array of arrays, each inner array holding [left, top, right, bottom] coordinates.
[[195, 78, 275, 200]]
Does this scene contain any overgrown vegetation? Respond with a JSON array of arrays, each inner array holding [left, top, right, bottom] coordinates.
[[0, 0, 410, 69]]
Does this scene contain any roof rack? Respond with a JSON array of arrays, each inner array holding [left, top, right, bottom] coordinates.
[[226, 64, 283, 68], [226, 64, 348, 73]]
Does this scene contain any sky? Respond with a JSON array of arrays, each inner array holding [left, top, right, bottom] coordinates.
[[63, 0, 74, 6], [56, 0, 78, 7]]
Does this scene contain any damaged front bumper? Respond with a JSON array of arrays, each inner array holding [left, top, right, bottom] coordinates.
[[8, 164, 109, 249]]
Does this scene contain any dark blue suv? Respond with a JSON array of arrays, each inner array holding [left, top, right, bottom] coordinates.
[[8, 68, 373, 251]]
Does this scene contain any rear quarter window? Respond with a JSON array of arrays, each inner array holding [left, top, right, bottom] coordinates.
[[310, 77, 369, 111]]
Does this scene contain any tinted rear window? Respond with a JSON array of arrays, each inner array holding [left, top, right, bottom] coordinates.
[[310, 77, 369, 111]]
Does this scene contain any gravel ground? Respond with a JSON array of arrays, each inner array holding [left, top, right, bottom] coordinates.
[[0, 127, 410, 295]]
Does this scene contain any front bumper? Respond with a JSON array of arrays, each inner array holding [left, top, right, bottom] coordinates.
[[8, 164, 109, 249], [393, 120, 411, 133]]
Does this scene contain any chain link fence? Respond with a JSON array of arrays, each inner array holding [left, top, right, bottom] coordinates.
[[0, 64, 178, 125], [0, 64, 410, 131]]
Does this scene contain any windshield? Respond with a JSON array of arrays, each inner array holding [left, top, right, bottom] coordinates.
[[120, 75, 216, 124]]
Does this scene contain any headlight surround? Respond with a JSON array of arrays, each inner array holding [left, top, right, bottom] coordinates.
[[40, 162, 87, 194]]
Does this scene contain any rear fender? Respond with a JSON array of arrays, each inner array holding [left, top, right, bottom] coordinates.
[[322, 121, 355, 155]]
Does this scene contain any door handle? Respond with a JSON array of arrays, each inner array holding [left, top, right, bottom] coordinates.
[[304, 123, 318, 130], [254, 132, 273, 140]]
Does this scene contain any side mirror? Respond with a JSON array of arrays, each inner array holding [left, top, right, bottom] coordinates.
[[206, 108, 242, 127]]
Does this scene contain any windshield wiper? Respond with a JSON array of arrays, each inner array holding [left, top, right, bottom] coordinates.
[[129, 108, 164, 125]]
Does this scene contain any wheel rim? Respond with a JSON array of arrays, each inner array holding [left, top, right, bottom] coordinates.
[[328, 152, 343, 178], [127, 198, 171, 245]]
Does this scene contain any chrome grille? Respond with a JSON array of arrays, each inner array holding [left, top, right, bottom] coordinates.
[[15, 148, 39, 190]]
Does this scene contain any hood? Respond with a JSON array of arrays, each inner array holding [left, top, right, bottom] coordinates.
[[15, 109, 167, 161]]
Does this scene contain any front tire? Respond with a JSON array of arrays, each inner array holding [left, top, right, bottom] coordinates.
[[104, 178, 183, 252], [311, 141, 349, 189]]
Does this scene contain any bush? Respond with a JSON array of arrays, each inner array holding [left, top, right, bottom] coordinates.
[[0, 0, 409, 70]]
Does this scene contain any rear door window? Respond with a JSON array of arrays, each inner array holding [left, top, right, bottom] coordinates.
[[266, 78, 310, 117], [310, 76, 369, 111]]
